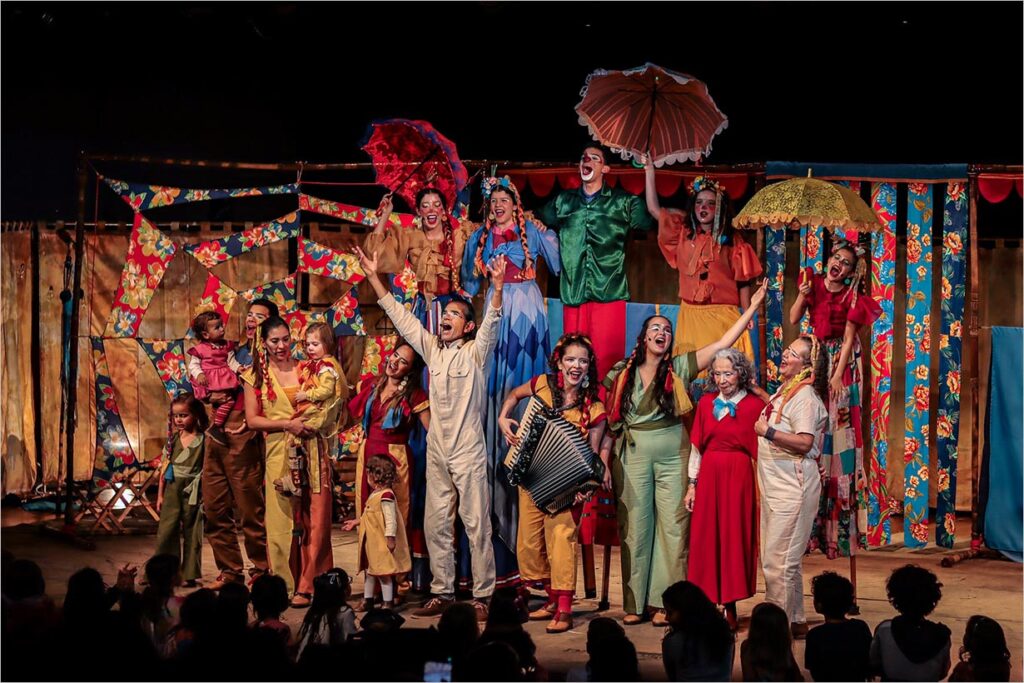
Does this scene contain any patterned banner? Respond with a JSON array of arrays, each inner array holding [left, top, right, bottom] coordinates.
[[299, 193, 415, 229], [936, 182, 968, 547], [799, 224, 825, 334], [104, 177, 298, 212], [184, 212, 301, 268], [284, 289, 366, 359], [91, 338, 141, 481], [902, 184, 934, 547], [192, 272, 239, 328], [765, 227, 786, 393], [297, 237, 366, 283], [104, 212, 178, 338], [360, 334, 398, 387], [137, 339, 193, 399], [238, 274, 298, 314], [867, 182, 897, 545]]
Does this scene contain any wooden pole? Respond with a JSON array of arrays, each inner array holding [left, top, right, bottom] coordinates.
[[968, 171, 982, 546], [62, 155, 89, 526]]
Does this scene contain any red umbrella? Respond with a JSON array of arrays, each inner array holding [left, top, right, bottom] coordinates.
[[361, 119, 470, 213], [575, 63, 728, 167]]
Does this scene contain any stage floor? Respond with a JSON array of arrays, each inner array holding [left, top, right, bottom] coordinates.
[[3, 515, 1020, 681]]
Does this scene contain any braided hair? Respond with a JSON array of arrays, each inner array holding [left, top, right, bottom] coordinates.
[[547, 334, 600, 432], [415, 188, 461, 292], [475, 181, 534, 280], [775, 334, 828, 422], [620, 316, 676, 417], [830, 239, 868, 308], [252, 316, 289, 403]]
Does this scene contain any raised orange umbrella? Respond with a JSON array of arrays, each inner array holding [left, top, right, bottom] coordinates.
[[575, 63, 728, 167]]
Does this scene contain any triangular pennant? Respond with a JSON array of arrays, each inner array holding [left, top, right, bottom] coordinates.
[[360, 335, 398, 386], [104, 212, 178, 337], [299, 193, 416, 229], [238, 274, 298, 314], [192, 272, 239, 332], [91, 337, 142, 482], [297, 237, 366, 283], [184, 212, 301, 267], [103, 177, 299, 211], [137, 339, 193, 399], [324, 287, 365, 336]]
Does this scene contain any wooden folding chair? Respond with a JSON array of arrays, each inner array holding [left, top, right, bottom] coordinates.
[[74, 467, 160, 533]]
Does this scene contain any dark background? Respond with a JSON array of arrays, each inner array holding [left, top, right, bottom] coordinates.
[[3, 2, 1022, 220]]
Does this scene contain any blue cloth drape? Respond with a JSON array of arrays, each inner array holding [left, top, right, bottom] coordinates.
[[982, 327, 1023, 562]]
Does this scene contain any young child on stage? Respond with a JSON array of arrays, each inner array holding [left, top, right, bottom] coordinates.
[[295, 568, 358, 660], [187, 311, 240, 445], [356, 455, 412, 612], [274, 322, 345, 497], [156, 393, 208, 587]]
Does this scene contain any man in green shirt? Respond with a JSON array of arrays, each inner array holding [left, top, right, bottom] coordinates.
[[535, 145, 655, 380]]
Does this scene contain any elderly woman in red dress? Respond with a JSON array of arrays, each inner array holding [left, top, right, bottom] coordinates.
[[685, 347, 765, 631]]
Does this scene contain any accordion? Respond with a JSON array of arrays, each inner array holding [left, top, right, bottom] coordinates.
[[503, 396, 605, 514]]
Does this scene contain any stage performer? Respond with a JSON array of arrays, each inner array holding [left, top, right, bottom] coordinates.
[[685, 348, 764, 631], [187, 311, 240, 445], [367, 188, 475, 322], [496, 334, 606, 634], [241, 317, 334, 604], [343, 341, 430, 589], [754, 334, 829, 638], [156, 392, 208, 585], [536, 144, 655, 596], [789, 242, 880, 559], [202, 299, 274, 591], [355, 244, 505, 622], [602, 282, 766, 626], [356, 455, 413, 612], [644, 158, 761, 378], [459, 176, 560, 592]]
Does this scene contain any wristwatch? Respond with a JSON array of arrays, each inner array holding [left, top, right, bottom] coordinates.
[[765, 426, 777, 442]]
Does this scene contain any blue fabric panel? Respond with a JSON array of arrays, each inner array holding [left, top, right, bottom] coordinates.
[[983, 327, 1023, 562]]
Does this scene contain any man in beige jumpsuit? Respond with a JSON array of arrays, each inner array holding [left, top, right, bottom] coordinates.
[[356, 246, 505, 621]]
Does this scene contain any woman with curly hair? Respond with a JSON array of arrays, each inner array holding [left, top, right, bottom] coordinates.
[[602, 282, 766, 626], [685, 348, 765, 631], [458, 176, 560, 592], [496, 334, 606, 634], [754, 334, 829, 637]]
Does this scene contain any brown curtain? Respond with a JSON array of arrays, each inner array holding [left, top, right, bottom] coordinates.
[[2, 232, 37, 494]]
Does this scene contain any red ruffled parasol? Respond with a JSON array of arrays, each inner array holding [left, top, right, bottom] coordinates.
[[361, 119, 470, 213], [575, 63, 728, 167]]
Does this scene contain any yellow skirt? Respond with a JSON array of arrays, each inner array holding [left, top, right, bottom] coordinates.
[[673, 302, 754, 372]]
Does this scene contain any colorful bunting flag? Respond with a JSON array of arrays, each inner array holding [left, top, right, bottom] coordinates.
[[299, 193, 415, 229], [184, 212, 301, 267], [91, 338, 141, 481], [104, 213, 178, 338], [103, 177, 298, 212], [137, 339, 193, 399], [297, 237, 366, 283]]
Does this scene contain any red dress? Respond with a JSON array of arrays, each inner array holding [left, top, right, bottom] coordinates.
[[687, 391, 764, 605]]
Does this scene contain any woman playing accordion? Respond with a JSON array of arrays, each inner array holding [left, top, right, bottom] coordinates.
[[497, 334, 607, 634]]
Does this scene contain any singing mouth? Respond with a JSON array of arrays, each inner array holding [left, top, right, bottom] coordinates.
[[440, 322, 453, 333], [494, 208, 506, 219], [829, 265, 842, 278], [567, 370, 584, 382], [425, 214, 439, 225], [698, 210, 711, 221], [580, 165, 595, 179]]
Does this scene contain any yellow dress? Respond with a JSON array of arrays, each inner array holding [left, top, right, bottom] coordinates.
[[358, 487, 412, 577]]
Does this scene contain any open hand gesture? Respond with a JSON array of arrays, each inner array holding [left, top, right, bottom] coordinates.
[[487, 255, 507, 289]]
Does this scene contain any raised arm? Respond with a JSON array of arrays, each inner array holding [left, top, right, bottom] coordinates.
[[355, 246, 435, 363], [643, 154, 662, 220], [473, 256, 506, 365], [363, 194, 406, 275], [790, 269, 812, 325], [695, 280, 767, 371]]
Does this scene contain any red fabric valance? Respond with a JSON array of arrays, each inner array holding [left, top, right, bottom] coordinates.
[[978, 174, 1024, 204]]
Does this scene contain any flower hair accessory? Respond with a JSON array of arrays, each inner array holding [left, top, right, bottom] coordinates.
[[691, 175, 723, 195], [481, 175, 519, 202]]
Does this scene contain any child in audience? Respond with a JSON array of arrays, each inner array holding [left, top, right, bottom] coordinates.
[[156, 393, 208, 586], [870, 564, 951, 681], [950, 615, 1012, 682], [805, 571, 871, 681], [250, 574, 292, 647], [567, 618, 627, 682], [741, 602, 803, 681], [187, 311, 240, 445], [661, 581, 735, 682], [139, 554, 185, 650], [295, 568, 357, 660]]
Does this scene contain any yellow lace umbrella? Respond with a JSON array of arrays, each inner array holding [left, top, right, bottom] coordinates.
[[733, 171, 881, 232]]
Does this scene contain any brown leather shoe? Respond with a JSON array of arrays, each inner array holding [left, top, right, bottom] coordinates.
[[652, 609, 669, 627], [528, 603, 557, 621], [412, 597, 454, 619], [622, 612, 646, 626], [290, 592, 312, 608], [208, 573, 243, 591], [790, 621, 809, 640], [355, 598, 376, 613], [546, 611, 573, 634]]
